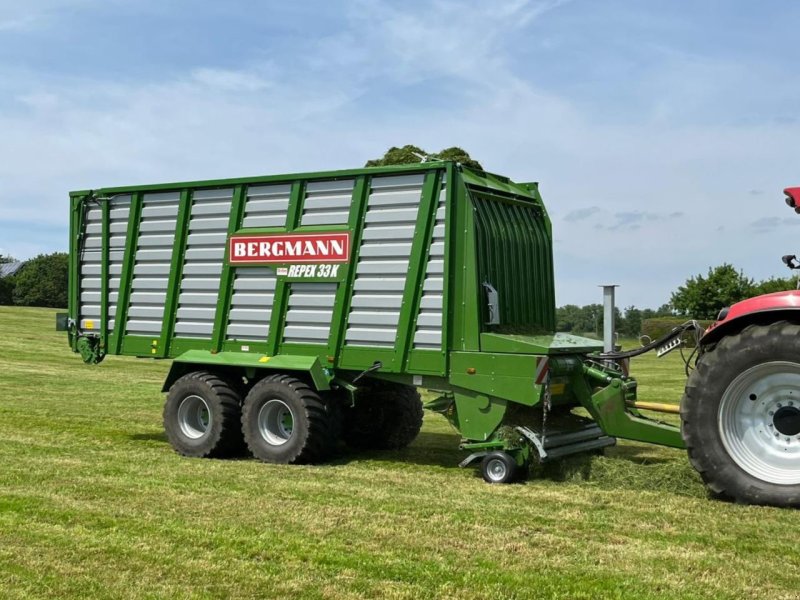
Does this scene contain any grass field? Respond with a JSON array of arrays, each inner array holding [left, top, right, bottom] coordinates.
[[0, 306, 798, 599]]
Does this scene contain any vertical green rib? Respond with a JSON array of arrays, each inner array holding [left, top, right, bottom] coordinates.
[[158, 189, 192, 357], [68, 195, 85, 351], [440, 162, 455, 359], [394, 169, 441, 370], [328, 175, 369, 362], [266, 181, 305, 355], [101, 200, 110, 349], [211, 185, 247, 351], [111, 192, 142, 354]]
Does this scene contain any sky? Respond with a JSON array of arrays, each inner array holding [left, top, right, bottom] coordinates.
[[1, 0, 799, 308]]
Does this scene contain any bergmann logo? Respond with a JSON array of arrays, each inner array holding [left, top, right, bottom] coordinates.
[[229, 232, 351, 264]]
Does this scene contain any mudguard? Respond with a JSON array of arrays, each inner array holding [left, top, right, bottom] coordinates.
[[702, 290, 800, 344], [785, 187, 800, 207]]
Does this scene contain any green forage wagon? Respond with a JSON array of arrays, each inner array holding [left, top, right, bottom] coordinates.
[[62, 161, 800, 507]]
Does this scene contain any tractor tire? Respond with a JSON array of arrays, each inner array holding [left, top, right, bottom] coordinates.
[[682, 321, 800, 507], [342, 381, 423, 450], [164, 371, 244, 458], [242, 374, 333, 464]]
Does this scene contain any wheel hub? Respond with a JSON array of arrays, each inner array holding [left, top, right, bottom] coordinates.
[[773, 405, 800, 437], [486, 458, 508, 482], [258, 399, 294, 446], [718, 361, 800, 486], [177, 395, 211, 440]]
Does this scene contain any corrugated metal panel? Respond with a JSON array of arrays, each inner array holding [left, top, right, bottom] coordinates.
[[242, 183, 290, 228], [345, 173, 424, 348], [108, 197, 131, 331], [125, 192, 179, 336], [471, 192, 555, 332], [79, 203, 103, 328], [283, 282, 336, 345], [79, 197, 131, 330], [174, 188, 233, 339], [413, 184, 447, 350], [300, 179, 354, 226], [226, 267, 275, 341]]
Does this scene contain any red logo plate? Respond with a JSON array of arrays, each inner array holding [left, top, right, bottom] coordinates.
[[229, 232, 351, 264]]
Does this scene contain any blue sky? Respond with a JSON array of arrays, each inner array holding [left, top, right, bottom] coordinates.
[[1, 0, 799, 307]]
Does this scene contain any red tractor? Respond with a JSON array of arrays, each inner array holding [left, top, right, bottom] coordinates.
[[681, 187, 800, 507]]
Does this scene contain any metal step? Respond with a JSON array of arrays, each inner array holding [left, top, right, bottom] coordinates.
[[516, 424, 616, 462], [543, 424, 606, 449], [544, 435, 616, 461]]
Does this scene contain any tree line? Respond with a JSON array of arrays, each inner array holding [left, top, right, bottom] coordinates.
[[558, 264, 797, 337], [3, 254, 797, 328], [0, 253, 68, 308]]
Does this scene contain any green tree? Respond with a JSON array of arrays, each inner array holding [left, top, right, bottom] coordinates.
[[578, 303, 603, 336], [620, 306, 642, 337], [0, 254, 18, 305], [366, 145, 483, 170], [0, 277, 13, 305], [671, 264, 755, 320], [655, 303, 673, 316], [12, 253, 68, 308], [752, 276, 797, 296], [556, 304, 582, 332]]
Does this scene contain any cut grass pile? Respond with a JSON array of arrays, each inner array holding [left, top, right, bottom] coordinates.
[[0, 306, 798, 599]]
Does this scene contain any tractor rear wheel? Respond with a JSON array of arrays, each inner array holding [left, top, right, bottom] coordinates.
[[242, 374, 333, 464], [682, 322, 800, 507], [342, 381, 423, 450], [164, 371, 244, 458]]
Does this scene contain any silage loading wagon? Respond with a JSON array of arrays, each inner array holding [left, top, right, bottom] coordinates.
[[63, 162, 800, 507]]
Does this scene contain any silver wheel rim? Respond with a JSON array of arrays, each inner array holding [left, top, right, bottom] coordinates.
[[177, 395, 210, 440], [718, 361, 800, 485], [486, 458, 509, 482], [258, 399, 294, 446]]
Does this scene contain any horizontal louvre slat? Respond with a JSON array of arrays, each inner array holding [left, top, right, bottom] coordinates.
[[345, 328, 398, 344], [353, 277, 406, 292], [227, 267, 276, 341], [358, 243, 412, 258], [301, 179, 354, 226], [228, 308, 271, 323], [412, 186, 447, 351], [348, 310, 400, 326], [242, 184, 290, 229], [172, 189, 233, 341], [350, 294, 404, 309], [344, 173, 423, 349], [283, 282, 335, 345]]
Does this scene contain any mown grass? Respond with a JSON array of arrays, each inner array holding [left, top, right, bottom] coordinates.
[[0, 306, 798, 599]]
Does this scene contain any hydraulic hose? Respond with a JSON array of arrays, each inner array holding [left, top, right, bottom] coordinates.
[[596, 320, 704, 360]]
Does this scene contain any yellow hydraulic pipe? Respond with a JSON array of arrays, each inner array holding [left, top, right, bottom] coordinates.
[[627, 401, 681, 415]]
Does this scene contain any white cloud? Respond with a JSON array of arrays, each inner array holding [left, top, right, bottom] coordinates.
[[191, 68, 273, 92], [0, 0, 97, 31]]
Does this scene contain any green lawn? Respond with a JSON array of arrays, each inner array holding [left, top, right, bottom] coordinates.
[[0, 306, 797, 599]]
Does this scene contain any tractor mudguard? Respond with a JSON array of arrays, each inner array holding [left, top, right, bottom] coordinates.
[[702, 290, 800, 345]]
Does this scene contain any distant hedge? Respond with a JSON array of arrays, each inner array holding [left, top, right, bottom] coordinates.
[[11, 253, 68, 308], [641, 317, 714, 347]]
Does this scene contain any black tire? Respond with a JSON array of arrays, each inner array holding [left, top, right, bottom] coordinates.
[[163, 371, 244, 458], [242, 374, 332, 464], [682, 322, 800, 507], [481, 451, 518, 484], [342, 381, 424, 450]]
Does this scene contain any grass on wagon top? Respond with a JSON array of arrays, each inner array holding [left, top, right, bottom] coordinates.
[[0, 306, 798, 599]]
